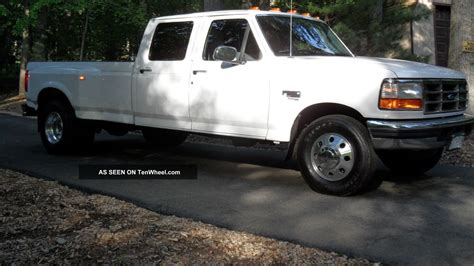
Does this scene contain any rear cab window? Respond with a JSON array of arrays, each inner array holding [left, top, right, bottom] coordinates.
[[149, 21, 194, 61]]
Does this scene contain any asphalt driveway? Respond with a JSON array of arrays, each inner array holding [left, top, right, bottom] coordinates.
[[1, 113, 473, 265]]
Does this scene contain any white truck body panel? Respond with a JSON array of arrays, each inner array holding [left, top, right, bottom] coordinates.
[[132, 17, 201, 131], [189, 15, 271, 138], [28, 62, 135, 124], [265, 56, 466, 141], [26, 10, 469, 143]]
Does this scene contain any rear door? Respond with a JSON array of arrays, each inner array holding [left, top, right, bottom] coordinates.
[[189, 16, 270, 138], [133, 18, 198, 130]]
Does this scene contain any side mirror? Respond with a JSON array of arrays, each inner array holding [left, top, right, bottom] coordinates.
[[213, 46, 238, 62]]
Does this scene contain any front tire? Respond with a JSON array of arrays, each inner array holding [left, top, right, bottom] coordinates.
[[377, 149, 443, 176], [296, 115, 378, 196], [39, 100, 94, 154]]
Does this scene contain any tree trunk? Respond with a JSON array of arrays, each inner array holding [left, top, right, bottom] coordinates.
[[18, 0, 30, 96], [30, 10, 47, 61], [373, 0, 384, 22], [203, 0, 224, 11], [366, 0, 384, 55], [79, 9, 89, 61]]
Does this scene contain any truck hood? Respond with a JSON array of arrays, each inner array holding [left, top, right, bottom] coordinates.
[[291, 56, 466, 80], [356, 56, 465, 79]]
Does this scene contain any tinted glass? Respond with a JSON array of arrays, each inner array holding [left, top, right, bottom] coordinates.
[[203, 19, 261, 61], [149, 22, 193, 61], [256, 15, 351, 57]]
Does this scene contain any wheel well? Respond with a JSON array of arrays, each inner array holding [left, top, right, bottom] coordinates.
[[37, 88, 73, 112], [286, 103, 366, 161], [37, 88, 74, 132]]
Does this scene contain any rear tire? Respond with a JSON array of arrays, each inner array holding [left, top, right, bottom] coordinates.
[[296, 115, 378, 196], [377, 149, 443, 176], [142, 128, 188, 148], [39, 100, 95, 154]]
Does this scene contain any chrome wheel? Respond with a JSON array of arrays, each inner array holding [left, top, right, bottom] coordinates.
[[310, 133, 354, 181], [45, 112, 63, 144]]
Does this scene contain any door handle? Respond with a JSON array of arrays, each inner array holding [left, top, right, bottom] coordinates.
[[282, 90, 301, 98], [139, 68, 152, 74], [193, 70, 207, 75]]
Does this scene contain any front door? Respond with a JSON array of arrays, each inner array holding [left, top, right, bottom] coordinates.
[[189, 17, 270, 138]]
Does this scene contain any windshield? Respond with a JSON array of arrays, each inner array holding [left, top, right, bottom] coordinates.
[[256, 15, 352, 57]]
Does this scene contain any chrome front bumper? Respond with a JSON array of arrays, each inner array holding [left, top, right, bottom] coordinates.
[[367, 115, 474, 150]]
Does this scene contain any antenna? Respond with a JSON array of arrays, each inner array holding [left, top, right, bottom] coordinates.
[[289, 0, 293, 57]]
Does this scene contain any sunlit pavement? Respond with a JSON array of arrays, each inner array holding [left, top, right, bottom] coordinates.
[[1, 113, 473, 265]]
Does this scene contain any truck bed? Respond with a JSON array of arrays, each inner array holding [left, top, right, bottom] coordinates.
[[28, 62, 135, 124]]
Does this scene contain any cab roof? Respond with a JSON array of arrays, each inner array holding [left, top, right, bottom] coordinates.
[[153, 10, 323, 22]]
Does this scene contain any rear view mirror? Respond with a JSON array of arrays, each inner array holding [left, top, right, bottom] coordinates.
[[213, 46, 237, 62]]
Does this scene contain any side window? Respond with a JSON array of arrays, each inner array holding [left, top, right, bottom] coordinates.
[[203, 19, 262, 61], [149, 21, 193, 61]]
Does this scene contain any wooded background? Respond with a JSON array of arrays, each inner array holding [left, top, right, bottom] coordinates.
[[0, 0, 428, 95]]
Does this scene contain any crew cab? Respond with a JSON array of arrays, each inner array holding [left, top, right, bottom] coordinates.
[[24, 10, 474, 195]]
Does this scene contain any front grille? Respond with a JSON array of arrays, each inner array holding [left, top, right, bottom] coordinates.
[[423, 80, 468, 114]]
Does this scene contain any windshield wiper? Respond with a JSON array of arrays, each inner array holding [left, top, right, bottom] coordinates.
[[295, 49, 335, 56]]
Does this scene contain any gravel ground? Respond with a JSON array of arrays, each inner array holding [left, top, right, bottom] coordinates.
[[0, 169, 373, 264], [1, 98, 472, 167], [0, 97, 25, 113], [439, 134, 474, 167], [0, 88, 18, 102]]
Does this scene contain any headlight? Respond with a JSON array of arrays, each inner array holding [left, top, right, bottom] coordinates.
[[379, 79, 423, 110]]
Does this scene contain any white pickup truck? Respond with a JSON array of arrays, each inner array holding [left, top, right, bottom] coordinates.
[[25, 10, 473, 195]]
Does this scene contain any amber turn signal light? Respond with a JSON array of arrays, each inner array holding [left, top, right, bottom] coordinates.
[[379, 99, 423, 110]]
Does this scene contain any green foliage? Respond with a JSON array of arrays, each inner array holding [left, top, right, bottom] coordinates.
[[0, 0, 432, 74], [77, 0, 148, 61], [0, 2, 21, 76], [0, 0, 205, 63], [0, 4, 9, 16], [147, 0, 203, 16]]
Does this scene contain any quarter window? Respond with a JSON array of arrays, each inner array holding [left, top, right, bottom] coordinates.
[[203, 19, 261, 61], [149, 22, 194, 61]]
